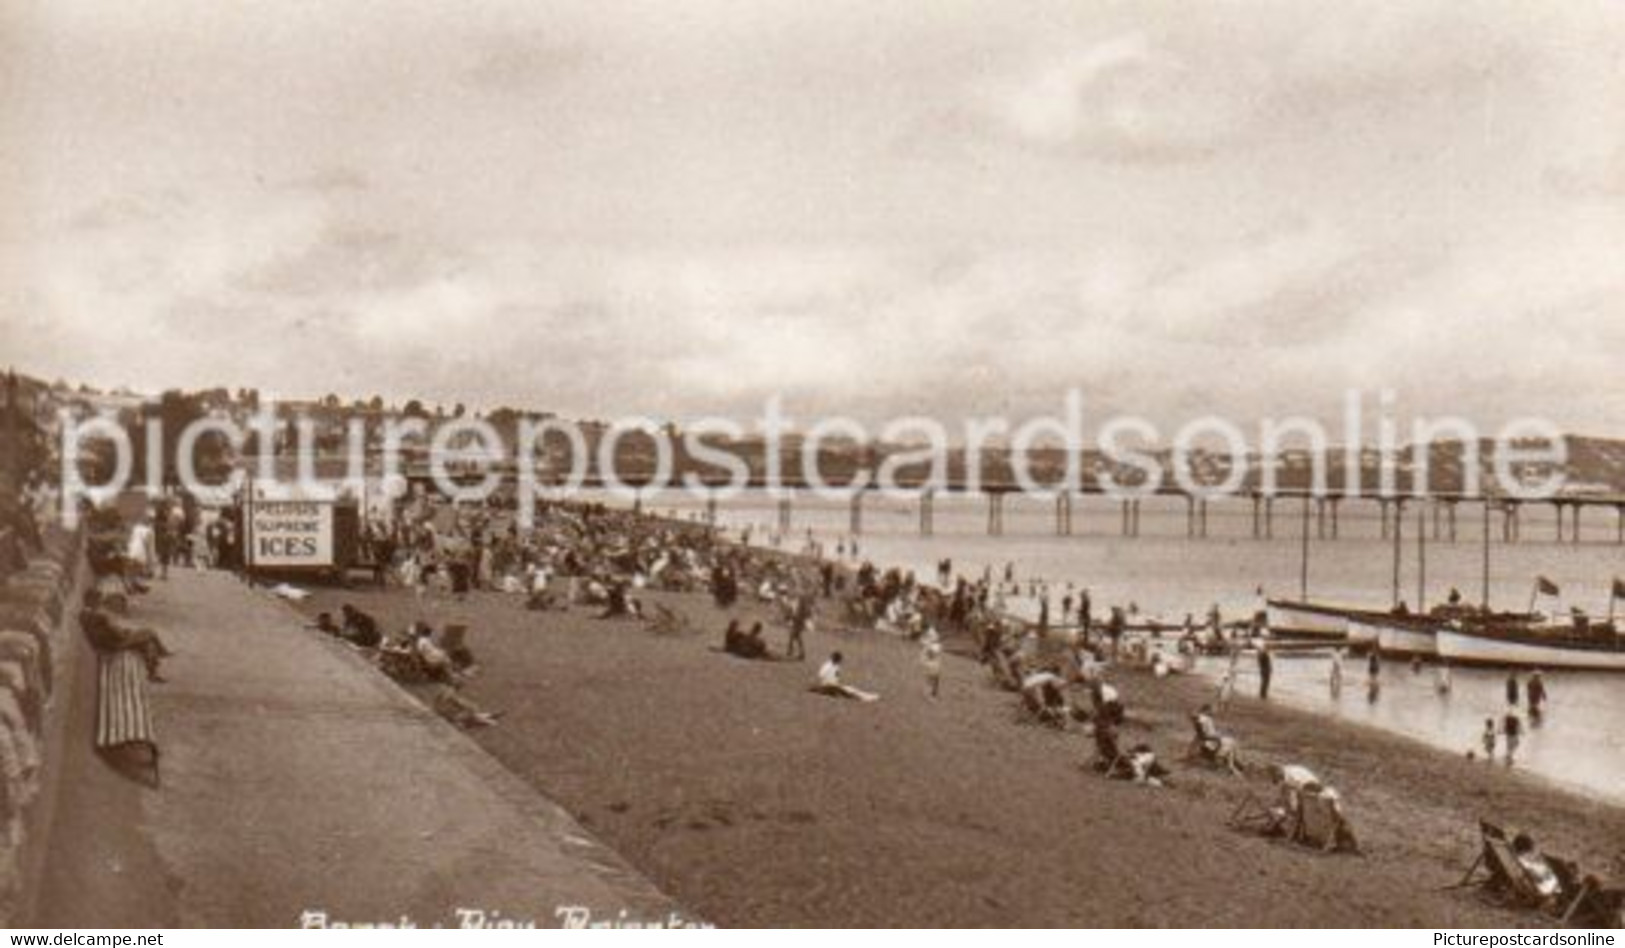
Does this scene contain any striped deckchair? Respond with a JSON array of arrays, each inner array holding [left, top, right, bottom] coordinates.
[[96, 649, 159, 786]]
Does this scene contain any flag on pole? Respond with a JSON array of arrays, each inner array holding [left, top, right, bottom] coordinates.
[[1612, 577, 1625, 600], [1536, 576, 1561, 597]]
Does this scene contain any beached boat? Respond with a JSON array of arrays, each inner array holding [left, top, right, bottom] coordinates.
[[1352, 613, 1438, 658], [1434, 623, 1625, 671], [1265, 599, 1362, 641], [1344, 618, 1379, 650]]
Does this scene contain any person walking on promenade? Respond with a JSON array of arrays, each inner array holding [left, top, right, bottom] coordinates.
[[1329, 646, 1345, 699], [1257, 643, 1274, 700], [154, 504, 175, 580], [1505, 671, 1521, 707]]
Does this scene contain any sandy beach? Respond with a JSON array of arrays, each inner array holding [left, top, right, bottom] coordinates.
[[291, 574, 1625, 928]]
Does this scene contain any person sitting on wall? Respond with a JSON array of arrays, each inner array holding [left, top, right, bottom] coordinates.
[[80, 588, 174, 682]]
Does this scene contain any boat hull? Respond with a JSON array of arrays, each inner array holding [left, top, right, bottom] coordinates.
[[1345, 615, 1437, 655], [1434, 628, 1625, 671], [1266, 600, 1354, 641], [1374, 620, 1437, 658], [1345, 618, 1379, 650]]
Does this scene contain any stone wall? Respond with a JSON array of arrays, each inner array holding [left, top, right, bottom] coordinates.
[[0, 521, 84, 927]]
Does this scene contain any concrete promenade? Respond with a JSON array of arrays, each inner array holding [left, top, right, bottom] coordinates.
[[28, 569, 685, 928]]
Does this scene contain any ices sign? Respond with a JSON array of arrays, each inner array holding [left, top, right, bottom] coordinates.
[[249, 500, 334, 568]]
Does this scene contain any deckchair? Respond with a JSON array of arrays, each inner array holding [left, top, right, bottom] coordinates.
[[1184, 717, 1243, 774], [1018, 686, 1068, 728], [1560, 876, 1625, 929], [1295, 790, 1359, 854], [1454, 822, 1552, 908], [1228, 792, 1288, 836]]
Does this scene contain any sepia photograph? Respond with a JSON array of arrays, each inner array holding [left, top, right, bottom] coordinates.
[[2, 0, 1624, 933]]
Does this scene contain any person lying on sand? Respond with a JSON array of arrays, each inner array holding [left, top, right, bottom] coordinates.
[[1119, 744, 1171, 787], [433, 682, 503, 729], [810, 651, 879, 702], [526, 586, 562, 611]]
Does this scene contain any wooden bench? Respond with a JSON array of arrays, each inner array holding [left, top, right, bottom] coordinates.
[[95, 649, 159, 786]]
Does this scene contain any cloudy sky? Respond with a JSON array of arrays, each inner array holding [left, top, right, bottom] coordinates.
[[3, 0, 1624, 435]]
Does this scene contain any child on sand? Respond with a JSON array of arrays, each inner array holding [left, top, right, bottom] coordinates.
[[921, 631, 943, 698], [1216, 645, 1239, 709], [1481, 718, 1496, 761]]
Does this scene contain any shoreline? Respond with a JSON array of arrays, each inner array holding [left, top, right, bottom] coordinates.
[[278, 511, 1625, 926], [693, 514, 1625, 811]]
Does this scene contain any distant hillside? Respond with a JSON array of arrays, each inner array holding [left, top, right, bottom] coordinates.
[[12, 370, 1625, 496]]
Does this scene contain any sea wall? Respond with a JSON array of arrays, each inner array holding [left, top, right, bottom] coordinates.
[[0, 518, 85, 927]]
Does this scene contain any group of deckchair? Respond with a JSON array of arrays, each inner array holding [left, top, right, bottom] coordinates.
[[1449, 820, 1624, 927]]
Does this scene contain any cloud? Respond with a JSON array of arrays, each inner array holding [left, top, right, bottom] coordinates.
[[975, 3, 1553, 165], [236, 224, 455, 298], [64, 190, 188, 232], [283, 167, 369, 194], [460, 33, 588, 94], [10, 2, 1625, 436], [979, 33, 1258, 162], [1131, 223, 1444, 347]]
